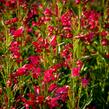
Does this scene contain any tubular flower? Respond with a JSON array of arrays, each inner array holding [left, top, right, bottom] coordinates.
[[13, 27, 24, 38], [72, 67, 80, 77]]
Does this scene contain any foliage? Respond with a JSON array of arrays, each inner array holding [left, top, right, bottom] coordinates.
[[0, 0, 109, 109]]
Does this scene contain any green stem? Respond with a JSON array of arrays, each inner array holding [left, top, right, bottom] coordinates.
[[71, 78, 76, 109], [77, 83, 82, 108]]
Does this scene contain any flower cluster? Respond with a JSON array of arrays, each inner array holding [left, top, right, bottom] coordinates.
[[10, 41, 21, 59]]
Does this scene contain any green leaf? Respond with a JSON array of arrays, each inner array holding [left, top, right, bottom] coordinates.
[[80, 97, 93, 109]]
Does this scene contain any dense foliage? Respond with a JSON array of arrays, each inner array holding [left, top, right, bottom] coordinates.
[[0, 0, 109, 109]]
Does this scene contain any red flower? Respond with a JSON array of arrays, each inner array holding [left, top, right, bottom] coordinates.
[[61, 10, 72, 27], [55, 85, 69, 102], [47, 97, 59, 109], [24, 103, 29, 109], [72, 67, 80, 77], [48, 83, 58, 92], [44, 69, 55, 82], [10, 41, 20, 53], [36, 96, 44, 104], [75, 0, 81, 4], [44, 8, 52, 16], [48, 26, 55, 33], [6, 80, 12, 87], [0, 87, 2, 95], [50, 63, 62, 72], [55, 85, 69, 94], [50, 35, 57, 47], [11, 17, 18, 23], [76, 60, 83, 69], [27, 93, 35, 101], [61, 48, 72, 60], [16, 65, 27, 76], [101, 38, 108, 46], [26, 100, 34, 106], [105, 53, 109, 59], [32, 37, 49, 52], [35, 17, 45, 26], [82, 78, 89, 88], [32, 67, 41, 79], [66, 32, 73, 38], [85, 32, 94, 43], [34, 86, 40, 95], [28, 55, 40, 65], [9, 41, 21, 59], [13, 27, 24, 38], [101, 30, 107, 37], [5, 17, 18, 25], [82, 9, 100, 30]]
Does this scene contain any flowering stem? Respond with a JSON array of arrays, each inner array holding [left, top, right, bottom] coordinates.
[[1, 18, 14, 109], [77, 3, 81, 33]]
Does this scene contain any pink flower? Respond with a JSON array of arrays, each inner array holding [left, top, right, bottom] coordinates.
[[72, 67, 80, 77]]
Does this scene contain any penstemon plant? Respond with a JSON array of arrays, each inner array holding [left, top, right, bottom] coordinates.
[[0, 0, 109, 109]]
